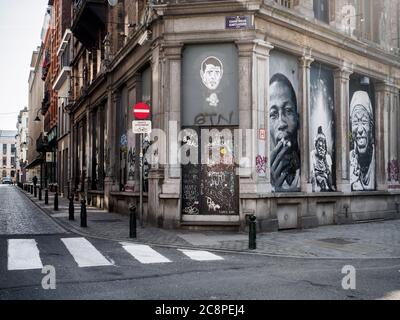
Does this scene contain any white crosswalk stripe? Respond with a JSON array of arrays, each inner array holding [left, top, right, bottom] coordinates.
[[121, 242, 171, 264], [5, 237, 226, 271], [61, 237, 113, 268], [7, 239, 43, 270], [178, 249, 224, 261]]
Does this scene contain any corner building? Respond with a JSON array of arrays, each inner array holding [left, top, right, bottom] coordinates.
[[68, 0, 400, 231]]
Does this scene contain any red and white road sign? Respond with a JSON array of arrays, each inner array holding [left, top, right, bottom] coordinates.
[[133, 102, 151, 120]]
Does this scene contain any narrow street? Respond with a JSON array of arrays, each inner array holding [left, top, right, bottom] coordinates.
[[0, 185, 399, 300]]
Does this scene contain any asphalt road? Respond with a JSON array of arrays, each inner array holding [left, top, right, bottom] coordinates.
[[0, 185, 399, 300]]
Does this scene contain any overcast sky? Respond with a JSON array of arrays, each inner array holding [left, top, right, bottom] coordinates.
[[0, 0, 48, 131]]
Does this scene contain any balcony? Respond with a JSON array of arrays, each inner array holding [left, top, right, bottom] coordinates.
[[71, 0, 106, 48], [41, 90, 50, 115], [36, 133, 49, 153]]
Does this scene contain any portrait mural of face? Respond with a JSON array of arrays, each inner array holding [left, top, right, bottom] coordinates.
[[269, 51, 300, 192], [200, 56, 224, 91], [310, 64, 336, 192], [182, 44, 238, 127], [349, 90, 375, 191], [269, 73, 301, 192]]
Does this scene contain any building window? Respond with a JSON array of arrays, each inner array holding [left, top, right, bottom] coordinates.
[[11, 171, 15, 178], [274, 0, 293, 9], [2, 157, 6, 166], [2, 144, 6, 155], [11, 157, 15, 167], [11, 144, 16, 155], [314, 0, 329, 23], [91, 106, 105, 191], [2, 170, 6, 177]]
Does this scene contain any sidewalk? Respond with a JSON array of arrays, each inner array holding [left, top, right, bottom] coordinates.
[[20, 187, 400, 259]]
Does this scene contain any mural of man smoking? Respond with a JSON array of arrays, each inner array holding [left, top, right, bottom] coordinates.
[[269, 73, 301, 192]]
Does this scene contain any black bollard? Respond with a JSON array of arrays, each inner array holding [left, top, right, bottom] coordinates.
[[34, 186, 37, 198], [249, 215, 257, 250], [129, 204, 137, 238], [39, 187, 42, 201], [80, 199, 87, 228], [30, 185, 33, 195], [69, 196, 74, 221], [54, 192, 59, 211], [45, 189, 49, 205]]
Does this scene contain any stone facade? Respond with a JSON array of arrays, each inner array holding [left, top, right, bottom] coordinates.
[[28, 0, 400, 232]]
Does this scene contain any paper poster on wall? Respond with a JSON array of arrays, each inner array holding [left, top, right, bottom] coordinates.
[[310, 63, 336, 192], [349, 75, 376, 191], [182, 43, 239, 127], [269, 51, 301, 192]]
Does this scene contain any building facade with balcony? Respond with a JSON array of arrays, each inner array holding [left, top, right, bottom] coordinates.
[[27, 46, 45, 186], [16, 107, 29, 184], [60, 0, 400, 232]]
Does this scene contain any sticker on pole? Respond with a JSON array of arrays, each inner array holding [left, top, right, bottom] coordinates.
[[133, 120, 152, 134], [133, 102, 151, 120]]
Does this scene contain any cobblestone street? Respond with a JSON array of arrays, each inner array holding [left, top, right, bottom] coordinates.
[[0, 185, 65, 235]]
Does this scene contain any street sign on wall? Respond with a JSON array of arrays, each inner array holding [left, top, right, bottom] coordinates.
[[133, 102, 151, 120], [46, 152, 53, 163]]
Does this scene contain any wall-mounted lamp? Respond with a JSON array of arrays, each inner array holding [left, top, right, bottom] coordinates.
[[34, 108, 41, 122]]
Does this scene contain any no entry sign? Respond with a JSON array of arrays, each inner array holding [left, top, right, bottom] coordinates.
[[133, 102, 151, 120]]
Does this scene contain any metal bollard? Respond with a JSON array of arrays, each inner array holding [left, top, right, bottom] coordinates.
[[39, 187, 42, 201], [248, 215, 257, 250], [69, 196, 74, 221], [54, 192, 59, 211], [129, 204, 137, 238], [34, 186, 37, 198], [30, 185, 33, 194], [45, 189, 49, 205], [80, 199, 87, 228]]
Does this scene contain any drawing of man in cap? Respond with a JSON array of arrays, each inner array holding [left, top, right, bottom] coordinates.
[[310, 126, 335, 192]]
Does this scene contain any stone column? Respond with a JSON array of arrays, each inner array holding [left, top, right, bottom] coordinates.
[[126, 74, 141, 193], [85, 108, 92, 202], [160, 42, 183, 228], [334, 61, 353, 193], [298, 52, 314, 193], [375, 80, 394, 191], [104, 86, 118, 210], [235, 40, 255, 195], [235, 40, 274, 195], [148, 43, 165, 226]]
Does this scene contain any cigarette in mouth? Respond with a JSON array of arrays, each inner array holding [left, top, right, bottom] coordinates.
[[280, 138, 291, 148]]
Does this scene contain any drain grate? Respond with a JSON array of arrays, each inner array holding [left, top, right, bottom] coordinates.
[[317, 238, 355, 245]]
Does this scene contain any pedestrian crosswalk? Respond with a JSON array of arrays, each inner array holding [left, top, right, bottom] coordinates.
[[61, 237, 114, 268], [121, 243, 172, 264], [4, 237, 225, 271], [7, 239, 43, 271]]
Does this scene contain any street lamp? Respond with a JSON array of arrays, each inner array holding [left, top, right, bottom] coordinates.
[[34, 108, 42, 122]]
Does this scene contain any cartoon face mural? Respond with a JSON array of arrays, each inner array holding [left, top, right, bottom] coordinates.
[[310, 63, 336, 192], [200, 56, 223, 90], [349, 90, 375, 191], [269, 72, 301, 192], [182, 44, 238, 127]]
